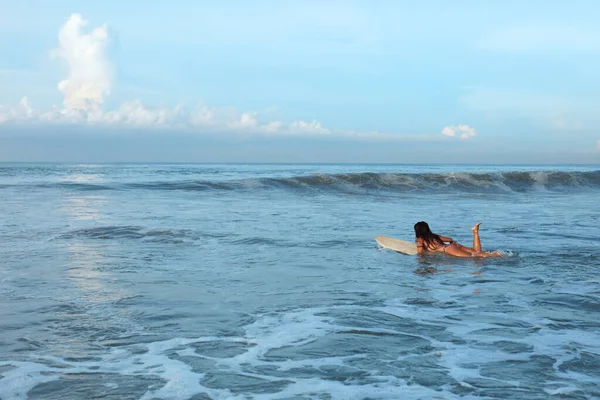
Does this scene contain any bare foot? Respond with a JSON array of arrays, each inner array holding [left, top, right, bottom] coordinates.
[[471, 222, 482, 232]]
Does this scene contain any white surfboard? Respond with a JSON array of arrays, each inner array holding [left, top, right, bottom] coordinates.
[[375, 235, 418, 255]]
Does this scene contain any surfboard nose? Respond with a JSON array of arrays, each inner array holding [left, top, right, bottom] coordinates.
[[375, 235, 418, 255]]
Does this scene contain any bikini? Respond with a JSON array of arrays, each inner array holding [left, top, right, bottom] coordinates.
[[427, 241, 453, 253], [419, 238, 454, 254]]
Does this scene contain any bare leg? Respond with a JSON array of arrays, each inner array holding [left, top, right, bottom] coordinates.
[[478, 251, 502, 258], [443, 222, 502, 258], [471, 222, 482, 253], [471, 222, 502, 257]]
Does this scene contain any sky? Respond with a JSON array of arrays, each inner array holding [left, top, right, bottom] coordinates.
[[1, 0, 599, 163]]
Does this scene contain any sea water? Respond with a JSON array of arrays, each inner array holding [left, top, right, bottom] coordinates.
[[0, 163, 599, 400]]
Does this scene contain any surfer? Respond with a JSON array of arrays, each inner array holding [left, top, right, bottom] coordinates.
[[414, 221, 501, 258]]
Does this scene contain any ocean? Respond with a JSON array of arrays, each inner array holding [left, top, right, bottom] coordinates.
[[1, 163, 599, 400]]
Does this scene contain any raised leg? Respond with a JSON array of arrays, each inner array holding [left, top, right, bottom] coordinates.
[[472, 222, 501, 257], [443, 222, 502, 258], [471, 222, 482, 253]]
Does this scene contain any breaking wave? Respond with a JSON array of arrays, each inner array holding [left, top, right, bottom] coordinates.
[[3, 170, 600, 194]]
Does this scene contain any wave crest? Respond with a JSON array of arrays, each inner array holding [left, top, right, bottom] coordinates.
[[4, 170, 600, 194]]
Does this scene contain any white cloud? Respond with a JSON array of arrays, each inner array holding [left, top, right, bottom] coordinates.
[[53, 14, 112, 111], [100, 101, 184, 126], [441, 126, 456, 137], [0, 96, 440, 142], [0, 12, 348, 138], [0, 13, 438, 143], [0, 13, 304, 134], [0, 97, 34, 123], [262, 121, 283, 133], [0, 96, 341, 136], [441, 124, 476, 140], [289, 120, 330, 135]]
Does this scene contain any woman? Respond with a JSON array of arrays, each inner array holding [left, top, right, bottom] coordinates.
[[414, 221, 501, 258]]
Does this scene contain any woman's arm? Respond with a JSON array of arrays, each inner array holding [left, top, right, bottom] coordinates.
[[438, 235, 453, 244], [416, 237, 424, 254]]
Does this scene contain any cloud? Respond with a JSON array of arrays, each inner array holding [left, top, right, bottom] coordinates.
[[597, 140, 600, 151], [53, 14, 112, 111], [2, 98, 411, 139], [289, 120, 330, 135], [441, 124, 476, 140], [0, 96, 336, 136], [0, 13, 439, 144], [0, 97, 34, 123], [0, 96, 443, 144], [0, 13, 333, 136]]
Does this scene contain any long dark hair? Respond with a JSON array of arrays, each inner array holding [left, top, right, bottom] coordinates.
[[414, 221, 443, 249]]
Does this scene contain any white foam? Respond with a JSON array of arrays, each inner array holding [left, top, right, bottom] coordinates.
[[234, 307, 337, 364], [376, 295, 600, 391], [256, 375, 460, 400], [0, 338, 245, 400], [544, 384, 580, 396], [0, 362, 58, 400], [2, 301, 599, 399], [530, 171, 549, 191]]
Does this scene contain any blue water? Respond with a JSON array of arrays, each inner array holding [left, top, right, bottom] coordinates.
[[1, 163, 599, 400]]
